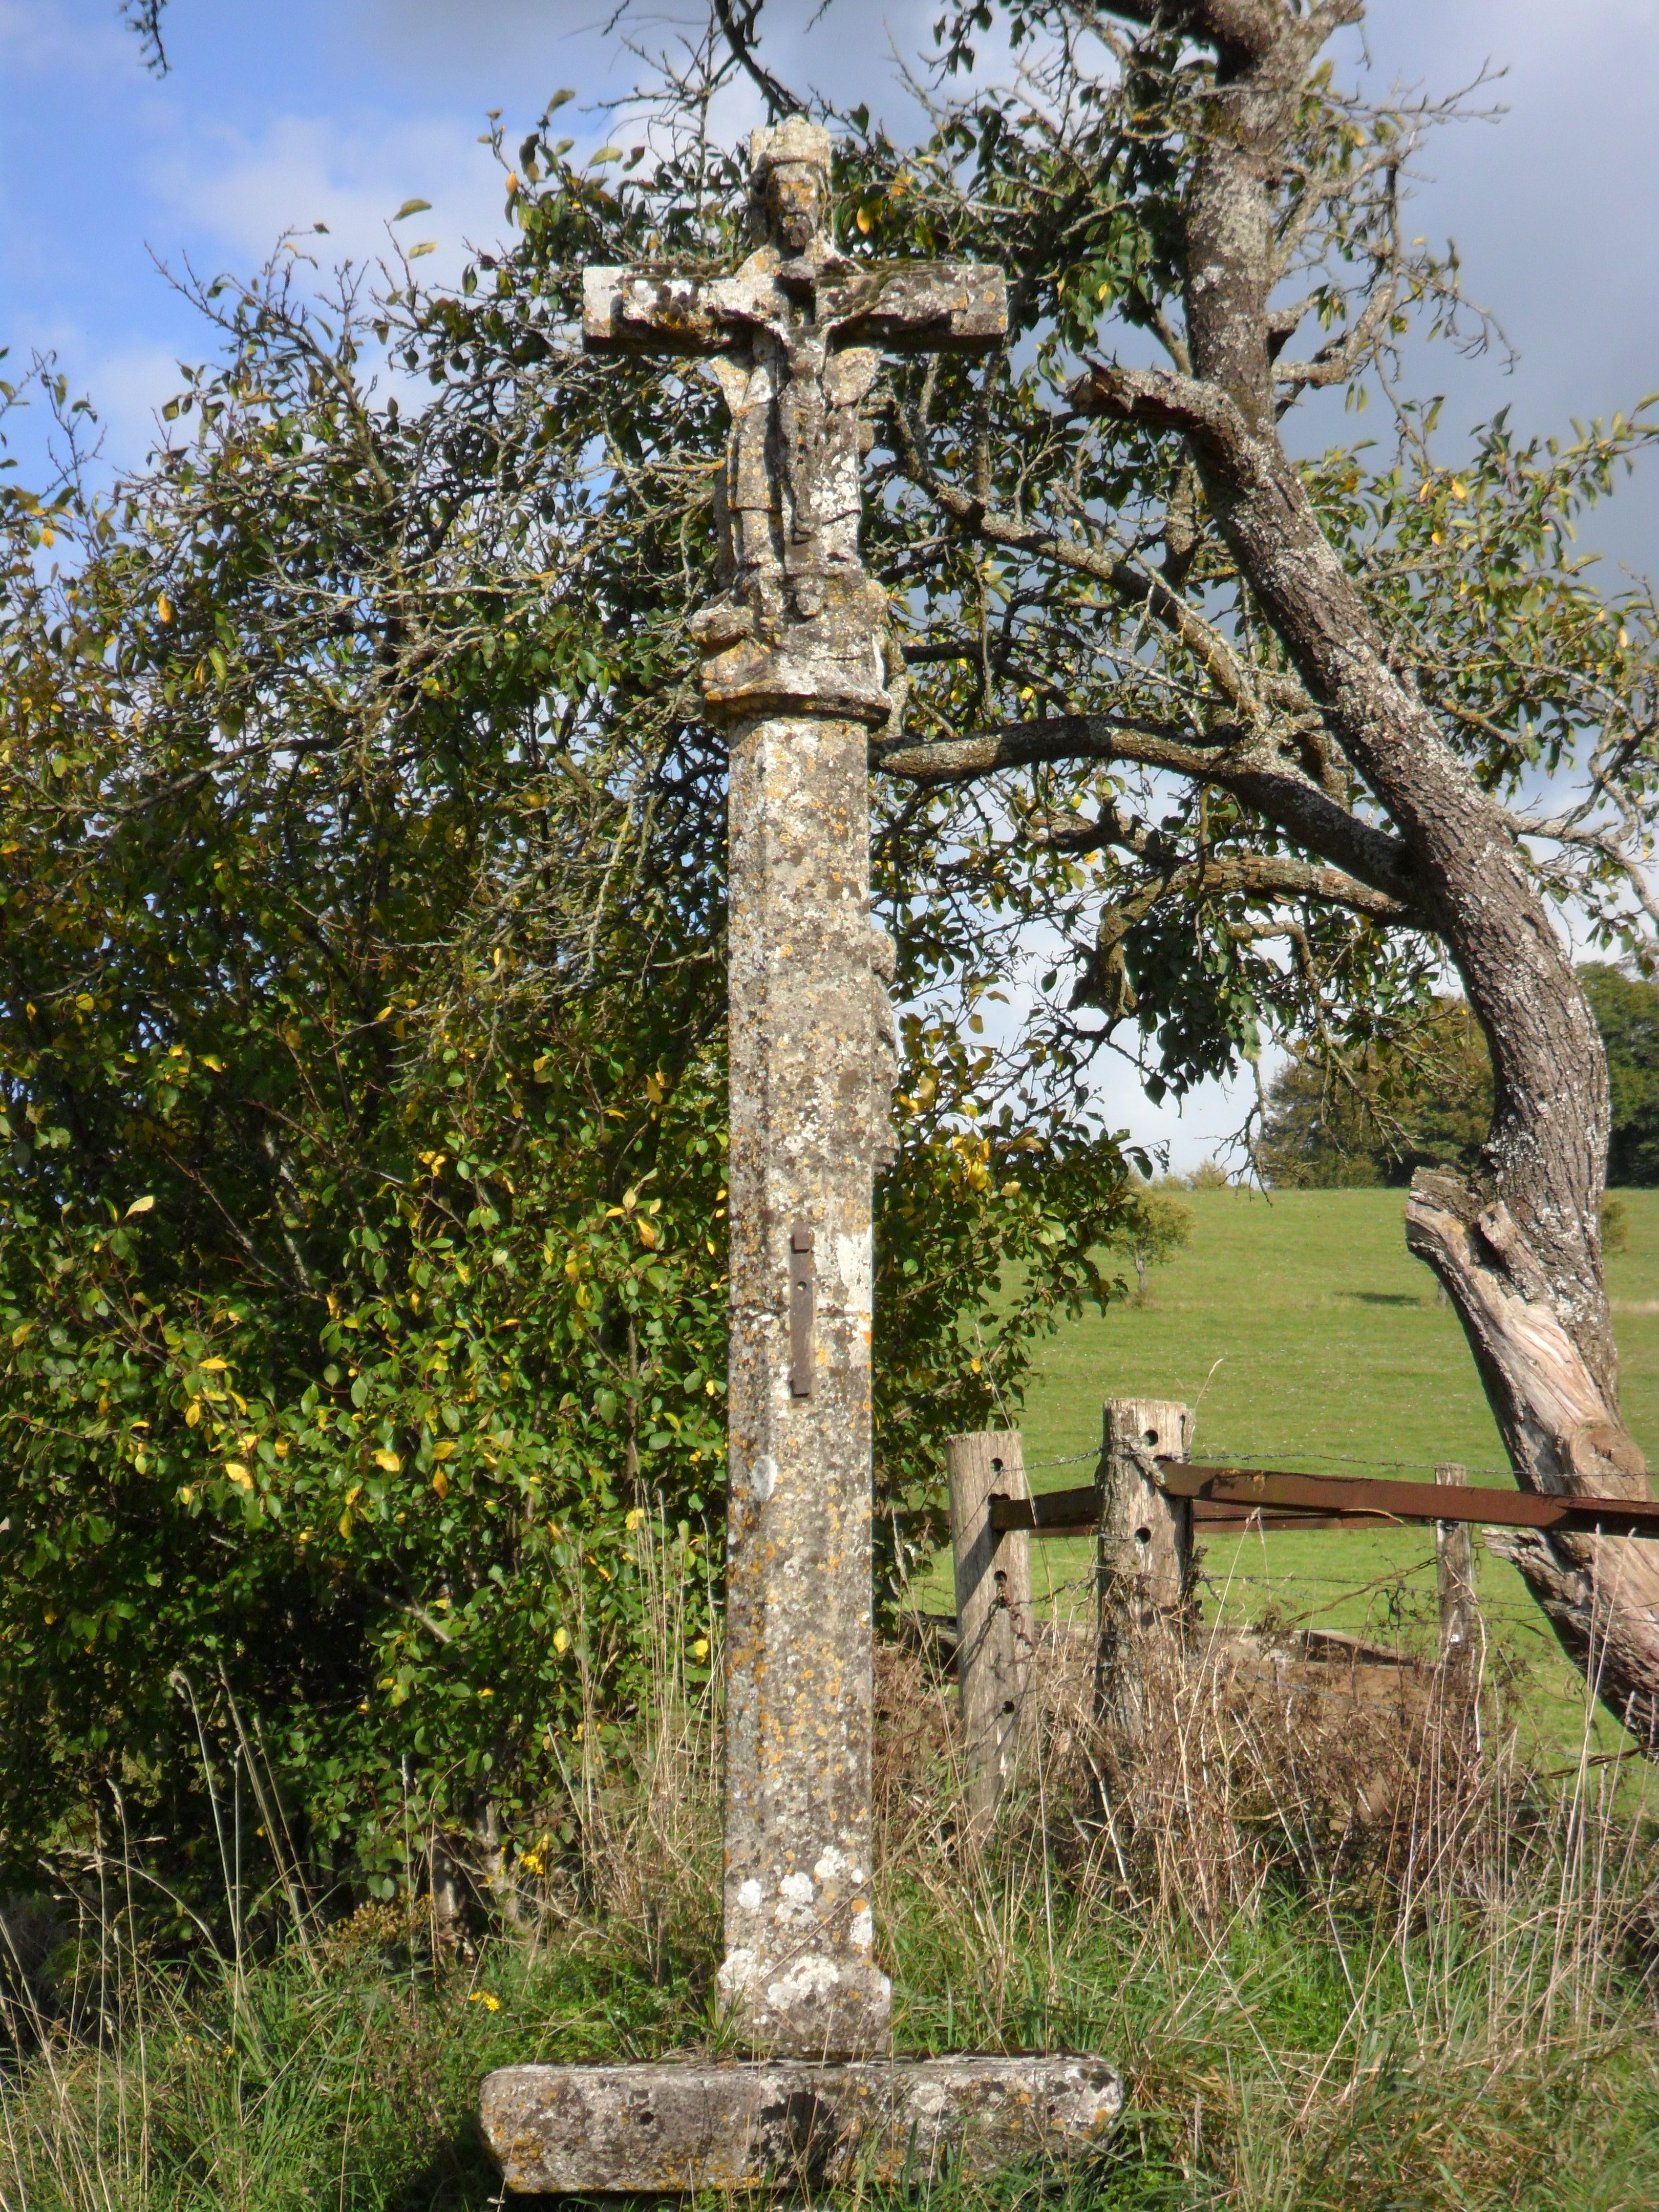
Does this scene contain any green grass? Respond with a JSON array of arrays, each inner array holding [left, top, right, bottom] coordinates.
[[918, 1187, 1659, 1760], [9, 1192, 1659, 2209], [10, 1679, 1659, 2212]]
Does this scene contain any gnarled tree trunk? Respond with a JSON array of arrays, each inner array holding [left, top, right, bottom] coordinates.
[[1070, 1, 1659, 1745]]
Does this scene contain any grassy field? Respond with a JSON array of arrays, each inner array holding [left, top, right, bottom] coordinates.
[[918, 1186, 1659, 1759]]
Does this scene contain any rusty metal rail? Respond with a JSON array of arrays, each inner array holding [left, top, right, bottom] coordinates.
[[988, 1460, 1659, 1541]]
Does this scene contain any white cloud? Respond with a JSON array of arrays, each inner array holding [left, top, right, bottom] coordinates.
[[144, 110, 513, 288], [0, 0, 129, 76], [1090, 1055, 1262, 1179], [71, 337, 188, 471]]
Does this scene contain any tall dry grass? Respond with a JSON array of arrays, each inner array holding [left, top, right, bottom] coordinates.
[[2, 1515, 1657, 2207]]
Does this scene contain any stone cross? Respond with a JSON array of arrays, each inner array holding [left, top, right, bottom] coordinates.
[[585, 119, 1006, 2058]]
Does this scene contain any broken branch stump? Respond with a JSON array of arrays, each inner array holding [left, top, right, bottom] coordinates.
[[946, 1430, 1034, 1820]]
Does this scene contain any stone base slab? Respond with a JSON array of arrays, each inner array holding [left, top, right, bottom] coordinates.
[[481, 2052, 1123, 2195]]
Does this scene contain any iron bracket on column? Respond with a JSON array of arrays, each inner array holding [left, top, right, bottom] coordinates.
[[789, 1225, 815, 1399]]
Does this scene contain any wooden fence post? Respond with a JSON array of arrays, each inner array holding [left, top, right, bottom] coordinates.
[[946, 1431, 1034, 1821], [1434, 1462, 1479, 1667], [1096, 1399, 1194, 1759]]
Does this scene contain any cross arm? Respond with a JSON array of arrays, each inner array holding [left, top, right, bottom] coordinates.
[[814, 263, 1007, 354], [583, 267, 756, 358], [584, 259, 1007, 358]]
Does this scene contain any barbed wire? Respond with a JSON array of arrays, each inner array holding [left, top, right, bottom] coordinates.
[[1203, 1443, 1517, 1477], [1024, 1441, 1518, 1478]]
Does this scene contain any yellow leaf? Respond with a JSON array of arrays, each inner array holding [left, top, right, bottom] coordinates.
[[409, 241, 438, 259], [224, 1462, 252, 1488], [339, 1509, 354, 1539], [125, 1195, 155, 1217], [201, 1054, 224, 1072], [636, 1219, 658, 1249], [625, 1506, 646, 1532], [432, 1467, 449, 1498], [10, 1323, 33, 1347], [856, 205, 871, 233], [198, 1357, 228, 1372], [184, 1400, 202, 1428], [554, 1626, 569, 1655], [157, 595, 173, 623], [373, 1449, 401, 1472], [431, 1439, 456, 1459], [392, 197, 432, 220], [75, 993, 94, 1012]]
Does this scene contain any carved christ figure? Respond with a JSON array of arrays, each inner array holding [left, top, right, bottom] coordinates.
[[584, 117, 1004, 725]]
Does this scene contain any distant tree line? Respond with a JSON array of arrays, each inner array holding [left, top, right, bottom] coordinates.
[[1259, 967, 1659, 1188]]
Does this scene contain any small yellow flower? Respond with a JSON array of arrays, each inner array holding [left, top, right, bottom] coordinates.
[[691, 1637, 709, 1663], [467, 1991, 502, 2012]]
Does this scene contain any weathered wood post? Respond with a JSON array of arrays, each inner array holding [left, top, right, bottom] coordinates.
[[1096, 1399, 1194, 1764], [1434, 1461, 1479, 1667], [480, 123, 1122, 2194], [946, 1431, 1034, 1820]]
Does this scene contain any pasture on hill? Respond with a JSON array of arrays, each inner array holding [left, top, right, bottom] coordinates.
[[916, 1186, 1659, 1764]]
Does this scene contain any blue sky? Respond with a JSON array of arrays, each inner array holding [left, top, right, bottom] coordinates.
[[3, 0, 1654, 1164]]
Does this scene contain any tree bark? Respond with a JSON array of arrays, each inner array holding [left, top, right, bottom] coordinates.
[[1074, 0, 1658, 1742]]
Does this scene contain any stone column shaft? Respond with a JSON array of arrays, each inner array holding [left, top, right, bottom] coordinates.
[[717, 711, 891, 2056]]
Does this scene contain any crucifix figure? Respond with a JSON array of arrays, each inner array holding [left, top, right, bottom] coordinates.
[[480, 131, 1120, 2192], [585, 120, 1005, 2058]]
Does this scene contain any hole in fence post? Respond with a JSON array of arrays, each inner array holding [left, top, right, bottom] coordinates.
[[991, 1457, 1003, 1472], [1142, 1429, 1159, 1447], [1134, 1527, 1151, 1546]]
